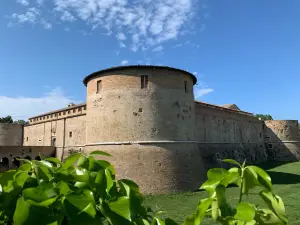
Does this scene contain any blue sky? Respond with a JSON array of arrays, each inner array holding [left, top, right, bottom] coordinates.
[[0, 0, 299, 121]]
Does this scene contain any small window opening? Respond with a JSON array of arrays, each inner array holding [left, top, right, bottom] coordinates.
[[141, 75, 148, 89], [73, 109, 76, 113], [97, 80, 102, 93], [184, 81, 188, 93], [259, 132, 262, 138], [69, 131, 72, 138], [267, 144, 273, 149], [63, 111, 66, 115], [26, 137, 28, 142]]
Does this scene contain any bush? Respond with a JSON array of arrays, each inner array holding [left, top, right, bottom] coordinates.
[[0, 152, 288, 225]]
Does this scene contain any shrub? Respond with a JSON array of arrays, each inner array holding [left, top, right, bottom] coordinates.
[[0, 153, 288, 225]]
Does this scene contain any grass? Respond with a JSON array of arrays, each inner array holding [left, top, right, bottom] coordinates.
[[145, 161, 300, 224]]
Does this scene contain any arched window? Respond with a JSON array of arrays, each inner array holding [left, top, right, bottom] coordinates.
[[12, 157, 20, 168], [0, 157, 9, 171]]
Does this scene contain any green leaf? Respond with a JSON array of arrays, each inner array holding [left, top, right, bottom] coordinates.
[[200, 179, 220, 196], [243, 167, 259, 194], [55, 181, 71, 195], [0, 170, 16, 188], [45, 157, 62, 165], [247, 166, 272, 191], [235, 202, 255, 222], [77, 155, 89, 168], [63, 190, 97, 225], [207, 168, 228, 181], [90, 150, 112, 156], [13, 196, 60, 225], [62, 153, 83, 169], [34, 164, 52, 183], [222, 159, 242, 168], [153, 218, 166, 225], [255, 209, 286, 225], [107, 196, 131, 221], [22, 184, 58, 207], [259, 191, 288, 224], [183, 198, 213, 225], [215, 185, 234, 217]]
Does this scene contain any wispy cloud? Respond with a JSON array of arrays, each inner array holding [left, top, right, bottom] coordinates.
[[193, 73, 214, 99], [17, 0, 29, 6], [10, 7, 52, 29], [0, 87, 80, 120], [9, 0, 199, 51], [121, 60, 129, 65], [152, 45, 163, 52]]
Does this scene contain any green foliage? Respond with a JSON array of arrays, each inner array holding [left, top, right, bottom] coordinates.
[[182, 159, 288, 225], [255, 114, 273, 121], [0, 154, 288, 225], [0, 116, 13, 124], [0, 152, 170, 225]]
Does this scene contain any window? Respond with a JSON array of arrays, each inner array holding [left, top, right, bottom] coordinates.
[[97, 80, 102, 93], [69, 131, 72, 138], [184, 81, 188, 93], [68, 110, 70, 114], [267, 143, 273, 149], [63, 111, 66, 115], [141, 75, 148, 89], [78, 107, 82, 112], [73, 109, 76, 113], [59, 112, 61, 116], [83, 106, 86, 110], [26, 137, 28, 142]]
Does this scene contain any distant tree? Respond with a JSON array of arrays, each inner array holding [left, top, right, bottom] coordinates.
[[0, 115, 13, 123], [255, 114, 273, 120], [13, 120, 28, 125]]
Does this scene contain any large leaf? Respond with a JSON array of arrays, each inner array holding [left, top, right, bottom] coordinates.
[[243, 167, 259, 194], [45, 157, 62, 166], [62, 153, 83, 169], [255, 209, 286, 225], [63, 190, 97, 225], [13, 196, 60, 225], [0, 170, 16, 189], [247, 166, 272, 191], [215, 185, 234, 217], [234, 202, 255, 222], [22, 183, 58, 207], [107, 196, 131, 221], [207, 168, 228, 181], [222, 159, 242, 168], [55, 181, 71, 195], [259, 191, 288, 224]]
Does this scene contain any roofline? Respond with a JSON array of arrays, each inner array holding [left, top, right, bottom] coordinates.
[[82, 65, 197, 86], [195, 100, 255, 117], [28, 103, 86, 120]]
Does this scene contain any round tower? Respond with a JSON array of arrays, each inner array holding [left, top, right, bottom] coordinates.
[[264, 120, 300, 161], [83, 65, 205, 194]]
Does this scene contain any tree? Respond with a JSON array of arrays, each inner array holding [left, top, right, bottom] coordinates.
[[13, 120, 28, 125], [255, 114, 273, 120], [0, 115, 13, 123]]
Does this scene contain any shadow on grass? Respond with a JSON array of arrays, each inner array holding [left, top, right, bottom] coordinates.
[[267, 171, 300, 185], [256, 161, 290, 170]]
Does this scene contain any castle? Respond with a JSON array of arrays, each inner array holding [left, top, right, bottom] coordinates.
[[1, 65, 300, 194]]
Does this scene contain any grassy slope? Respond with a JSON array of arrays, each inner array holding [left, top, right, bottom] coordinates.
[[145, 161, 300, 224]]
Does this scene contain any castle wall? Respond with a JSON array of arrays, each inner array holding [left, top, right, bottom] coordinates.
[[264, 120, 300, 161], [0, 123, 23, 146], [23, 114, 86, 160], [0, 146, 55, 172], [84, 67, 205, 194], [195, 104, 268, 168]]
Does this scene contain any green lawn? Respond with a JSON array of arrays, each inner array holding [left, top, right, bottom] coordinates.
[[145, 161, 300, 224]]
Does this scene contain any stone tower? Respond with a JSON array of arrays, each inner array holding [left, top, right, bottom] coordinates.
[[83, 65, 206, 194]]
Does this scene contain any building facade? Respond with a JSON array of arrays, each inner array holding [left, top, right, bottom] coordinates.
[[2, 65, 299, 194]]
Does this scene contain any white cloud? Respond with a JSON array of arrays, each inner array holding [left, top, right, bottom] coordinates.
[[0, 88, 80, 121], [121, 60, 129, 65], [10, 0, 198, 52], [36, 0, 44, 5], [152, 45, 163, 52], [17, 0, 29, 6], [120, 42, 126, 48], [60, 11, 76, 22], [10, 7, 52, 29], [116, 32, 126, 41], [194, 87, 213, 98]]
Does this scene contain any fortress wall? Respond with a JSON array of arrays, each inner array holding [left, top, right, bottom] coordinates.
[[0, 146, 55, 172], [85, 143, 204, 194], [0, 123, 23, 146], [264, 120, 300, 161], [23, 115, 86, 160], [195, 104, 268, 168], [84, 66, 205, 194]]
